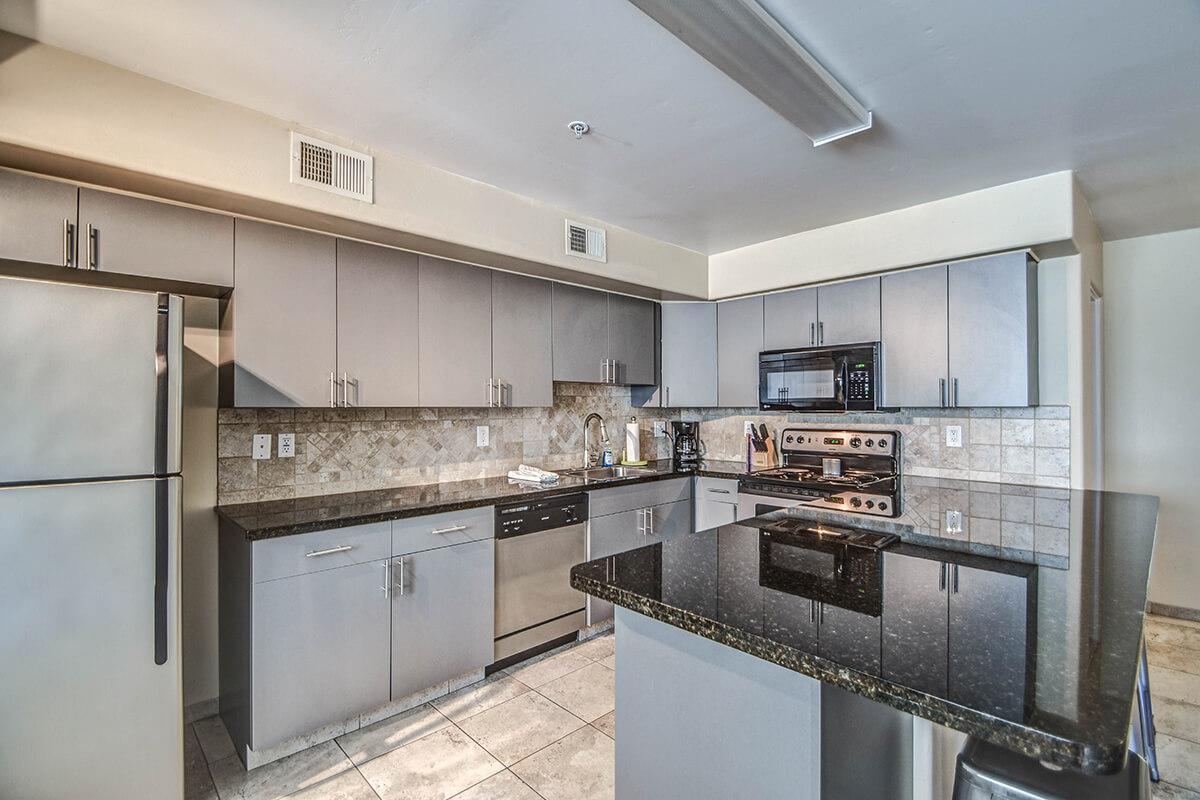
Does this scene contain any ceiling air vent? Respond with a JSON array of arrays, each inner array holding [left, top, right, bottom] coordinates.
[[290, 132, 374, 203], [565, 220, 607, 263]]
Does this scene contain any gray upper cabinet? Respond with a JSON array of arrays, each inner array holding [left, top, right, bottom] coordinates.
[[418, 256, 493, 407], [608, 293, 657, 385], [227, 220, 337, 407], [661, 302, 718, 407], [881, 265, 949, 408], [717, 296, 764, 407], [78, 188, 234, 286], [948, 252, 1038, 407], [816, 276, 880, 346], [0, 170, 78, 268], [763, 287, 817, 350], [251, 559, 391, 749], [492, 272, 553, 407], [552, 284, 609, 383], [336, 240, 419, 407], [391, 539, 494, 700]]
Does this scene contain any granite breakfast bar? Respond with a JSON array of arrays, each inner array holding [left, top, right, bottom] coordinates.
[[571, 485, 1160, 799]]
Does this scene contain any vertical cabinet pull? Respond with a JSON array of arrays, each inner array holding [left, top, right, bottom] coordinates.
[[62, 218, 74, 268], [487, 377, 495, 407], [329, 372, 336, 408], [952, 378, 960, 408], [818, 321, 824, 345], [394, 556, 406, 596], [636, 508, 645, 535], [810, 322, 815, 346], [664, 386, 670, 407], [86, 223, 98, 269], [939, 562, 947, 592], [382, 561, 391, 599], [810, 599, 817, 623], [951, 564, 959, 594], [939, 378, 947, 408], [601, 359, 609, 383], [647, 508, 655, 537], [341, 373, 352, 407]]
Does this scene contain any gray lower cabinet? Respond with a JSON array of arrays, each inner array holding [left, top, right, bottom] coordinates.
[[645, 498, 693, 542], [948, 252, 1038, 407], [251, 559, 391, 749], [881, 265, 949, 408], [763, 287, 818, 350], [336, 239, 419, 407], [77, 188, 234, 285], [881, 552, 948, 696], [492, 271, 553, 406], [608, 293, 657, 385], [694, 477, 739, 531], [225, 220, 337, 407], [661, 302, 718, 407], [391, 538, 495, 699], [552, 284, 609, 383], [0, 170, 79, 267], [418, 256, 493, 407], [717, 296, 764, 407], [817, 276, 881, 346], [819, 603, 881, 675]]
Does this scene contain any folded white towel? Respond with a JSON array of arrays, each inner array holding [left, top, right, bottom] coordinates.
[[507, 464, 559, 485]]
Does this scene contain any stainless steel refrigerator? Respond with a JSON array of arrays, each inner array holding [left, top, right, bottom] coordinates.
[[0, 275, 184, 799]]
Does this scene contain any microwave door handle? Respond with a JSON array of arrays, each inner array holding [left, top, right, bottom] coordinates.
[[835, 359, 848, 407]]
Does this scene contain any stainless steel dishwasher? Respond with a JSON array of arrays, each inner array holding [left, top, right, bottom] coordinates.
[[493, 493, 588, 665]]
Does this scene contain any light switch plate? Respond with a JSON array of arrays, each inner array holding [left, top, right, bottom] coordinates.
[[476, 426, 489, 448], [945, 425, 963, 448], [278, 433, 295, 458], [946, 510, 963, 534], [252, 434, 272, 460], [653, 421, 667, 438]]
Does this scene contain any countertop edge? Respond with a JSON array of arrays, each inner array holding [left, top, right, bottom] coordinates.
[[569, 568, 1127, 775]]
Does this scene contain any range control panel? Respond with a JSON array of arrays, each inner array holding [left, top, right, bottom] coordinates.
[[779, 428, 897, 457]]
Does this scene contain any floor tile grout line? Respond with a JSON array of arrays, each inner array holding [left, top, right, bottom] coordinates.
[[508, 767, 552, 800], [450, 693, 589, 769], [530, 681, 609, 726]]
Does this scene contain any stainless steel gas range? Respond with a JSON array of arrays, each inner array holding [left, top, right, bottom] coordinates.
[[737, 428, 901, 518]]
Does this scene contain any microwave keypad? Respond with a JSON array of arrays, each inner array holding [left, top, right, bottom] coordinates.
[[848, 369, 872, 400]]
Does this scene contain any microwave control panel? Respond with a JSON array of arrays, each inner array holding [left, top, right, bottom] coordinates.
[[847, 365, 873, 401]]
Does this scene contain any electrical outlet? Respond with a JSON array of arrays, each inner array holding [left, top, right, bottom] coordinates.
[[476, 425, 489, 448], [653, 421, 667, 438], [252, 434, 272, 460], [744, 421, 755, 436], [945, 425, 963, 448], [278, 433, 295, 458], [946, 510, 964, 535]]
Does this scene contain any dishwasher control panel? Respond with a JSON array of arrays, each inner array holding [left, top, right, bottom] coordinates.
[[495, 493, 589, 538]]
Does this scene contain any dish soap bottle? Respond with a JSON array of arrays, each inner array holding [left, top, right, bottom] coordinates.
[[601, 436, 615, 467]]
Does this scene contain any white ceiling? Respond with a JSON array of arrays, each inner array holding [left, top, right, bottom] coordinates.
[[3, 0, 1198, 253]]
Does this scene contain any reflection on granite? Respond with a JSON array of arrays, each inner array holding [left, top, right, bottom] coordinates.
[[571, 486, 1159, 774]]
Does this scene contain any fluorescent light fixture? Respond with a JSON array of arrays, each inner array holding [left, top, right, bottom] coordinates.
[[627, 0, 872, 146]]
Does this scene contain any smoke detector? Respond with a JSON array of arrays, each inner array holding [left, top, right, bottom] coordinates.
[[566, 121, 591, 139]]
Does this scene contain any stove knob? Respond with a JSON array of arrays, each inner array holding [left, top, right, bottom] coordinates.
[[849, 437, 862, 448], [785, 435, 794, 443], [878, 501, 888, 511], [865, 438, 875, 448], [850, 497, 862, 508], [865, 500, 875, 509]]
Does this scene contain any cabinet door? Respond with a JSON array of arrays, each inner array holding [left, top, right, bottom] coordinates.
[[587, 508, 651, 625], [763, 287, 817, 350], [336, 240, 419, 407], [717, 296, 764, 407], [230, 221, 337, 407], [817, 276, 881, 345], [695, 478, 739, 532], [252, 560, 391, 748], [646, 499, 692, 543], [661, 302, 718, 407], [391, 539, 495, 699], [0, 170, 78, 267], [552, 284, 609, 383], [949, 564, 1030, 720], [78, 189, 234, 285], [880, 265, 948, 408], [881, 553, 948, 695], [764, 593, 819, 652], [492, 271, 553, 407], [819, 604, 881, 675], [608, 293, 657, 385], [418, 256, 493, 407], [948, 253, 1038, 407]]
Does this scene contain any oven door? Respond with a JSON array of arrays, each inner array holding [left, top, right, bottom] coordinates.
[[759, 350, 847, 411]]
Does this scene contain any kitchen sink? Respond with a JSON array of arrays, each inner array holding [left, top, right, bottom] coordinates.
[[561, 465, 659, 481]]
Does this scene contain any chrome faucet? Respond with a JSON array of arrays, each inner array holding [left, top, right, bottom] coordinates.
[[583, 413, 610, 468]]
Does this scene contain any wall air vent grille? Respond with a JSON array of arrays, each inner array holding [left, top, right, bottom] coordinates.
[[290, 132, 374, 203], [565, 220, 607, 263]]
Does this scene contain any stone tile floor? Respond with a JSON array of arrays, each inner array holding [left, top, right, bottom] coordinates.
[[186, 615, 1200, 799]]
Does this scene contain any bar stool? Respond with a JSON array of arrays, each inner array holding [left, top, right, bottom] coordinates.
[[952, 737, 1150, 800]]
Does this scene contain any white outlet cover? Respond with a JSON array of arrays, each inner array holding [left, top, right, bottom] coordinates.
[[945, 425, 963, 448], [278, 433, 295, 458], [252, 434, 272, 460], [744, 421, 755, 436], [476, 426, 490, 448], [946, 509, 964, 534], [653, 421, 667, 438]]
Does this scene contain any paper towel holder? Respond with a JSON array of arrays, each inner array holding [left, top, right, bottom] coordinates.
[[621, 415, 649, 466]]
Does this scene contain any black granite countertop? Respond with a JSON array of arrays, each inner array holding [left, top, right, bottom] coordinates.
[[570, 487, 1160, 775], [218, 459, 747, 540]]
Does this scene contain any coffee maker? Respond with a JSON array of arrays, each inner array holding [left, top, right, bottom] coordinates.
[[671, 421, 700, 470]]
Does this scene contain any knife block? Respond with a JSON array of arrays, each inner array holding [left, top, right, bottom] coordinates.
[[746, 434, 779, 471]]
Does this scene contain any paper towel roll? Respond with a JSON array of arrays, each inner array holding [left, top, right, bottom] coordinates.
[[625, 418, 640, 463]]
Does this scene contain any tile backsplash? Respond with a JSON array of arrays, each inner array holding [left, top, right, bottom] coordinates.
[[217, 383, 1069, 505]]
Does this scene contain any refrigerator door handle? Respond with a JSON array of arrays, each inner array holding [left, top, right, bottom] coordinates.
[[155, 295, 183, 476], [154, 479, 169, 665]]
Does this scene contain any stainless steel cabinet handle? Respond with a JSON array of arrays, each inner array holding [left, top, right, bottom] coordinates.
[[488, 377, 495, 407], [939, 562, 947, 592], [951, 564, 959, 594], [341, 373, 352, 407], [818, 601, 825, 624], [647, 508, 655, 537], [382, 561, 390, 599], [305, 544, 352, 558], [86, 223, 97, 269], [810, 599, 817, 623], [818, 321, 824, 345], [708, 488, 731, 495], [63, 218, 74, 267], [431, 524, 468, 535], [952, 377, 959, 408], [939, 378, 947, 408], [329, 372, 336, 408], [499, 381, 508, 407], [395, 556, 406, 595], [810, 322, 815, 346], [601, 359, 609, 384], [636, 508, 646, 535], [664, 386, 670, 406]]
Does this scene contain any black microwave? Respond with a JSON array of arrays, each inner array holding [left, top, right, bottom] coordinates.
[[759, 342, 880, 412]]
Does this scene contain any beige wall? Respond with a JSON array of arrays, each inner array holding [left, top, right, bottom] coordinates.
[[1104, 228, 1200, 612], [0, 34, 707, 297]]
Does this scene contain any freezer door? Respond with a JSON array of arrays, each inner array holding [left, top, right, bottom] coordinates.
[[0, 277, 182, 482], [0, 478, 183, 799]]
